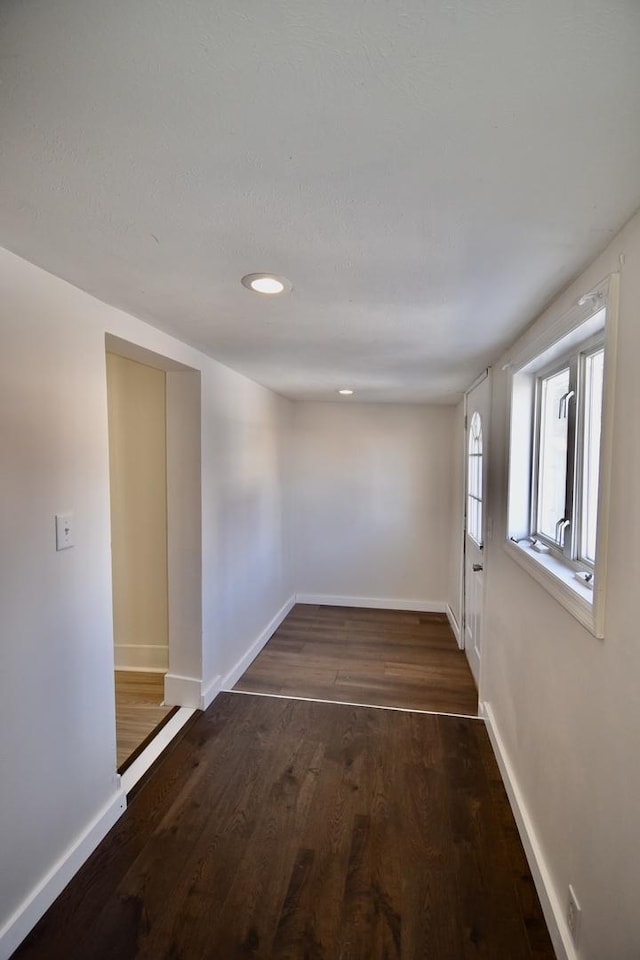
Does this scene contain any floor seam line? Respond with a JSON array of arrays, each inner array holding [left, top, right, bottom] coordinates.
[[224, 688, 481, 720]]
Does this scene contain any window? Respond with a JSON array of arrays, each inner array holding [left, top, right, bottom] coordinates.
[[467, 412, 483, 545], [531, 337, 604, 567], [505, 275, 617, 637], [535, 365, 571, 544]]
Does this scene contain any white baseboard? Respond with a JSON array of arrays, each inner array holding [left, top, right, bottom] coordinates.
[[114, 643, 168, 672], [164, 672, 203, 709], [164, 672, 220, 710], [120, 707, 196, 794], [165, 596, 296, 708], [481, 701, 576, 960], [222, 594, 296, 690], [294, 594, 446, 613], [445, 603, 462, 647], [200, 673, 222, 710], [0, 788, 126, 960]]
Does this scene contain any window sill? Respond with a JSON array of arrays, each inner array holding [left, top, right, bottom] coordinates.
[[503, 539, 602, 638]]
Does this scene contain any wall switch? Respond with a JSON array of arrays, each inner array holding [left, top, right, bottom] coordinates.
[[55, 512, 74, 550], [567, 884, 581, 943]]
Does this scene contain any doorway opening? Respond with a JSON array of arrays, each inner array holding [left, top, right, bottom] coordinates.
[[105, 335, 202, 773]]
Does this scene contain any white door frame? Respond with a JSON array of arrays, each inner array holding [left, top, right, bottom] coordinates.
[[462, 368, 491, 688], [105, 334, 203, 712]]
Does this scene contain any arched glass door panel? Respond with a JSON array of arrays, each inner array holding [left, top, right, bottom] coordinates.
[[467, 412, 483, 546]]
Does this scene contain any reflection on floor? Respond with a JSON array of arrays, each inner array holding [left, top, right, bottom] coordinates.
[[235, 604, 478, 716], [115, 671, 173, 769]]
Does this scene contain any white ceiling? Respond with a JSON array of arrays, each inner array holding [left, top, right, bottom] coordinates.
[[2, 1, 640, 402]]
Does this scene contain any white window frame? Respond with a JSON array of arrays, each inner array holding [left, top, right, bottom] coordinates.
[[504, 275, 618, 638], [530, 333, 604, 565]]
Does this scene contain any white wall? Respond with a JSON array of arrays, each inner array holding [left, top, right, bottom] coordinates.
[[0, 247, 293, 955], [481, 210, 640, 959], [291, 401, 455, 607], [200, 361, 293, 687], [0, 253, 123, 958], [165, 367, 204, 694], [106, 353, 169, 672]]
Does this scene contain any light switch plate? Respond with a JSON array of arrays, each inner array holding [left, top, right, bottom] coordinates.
[[55, 512, 74, 550]]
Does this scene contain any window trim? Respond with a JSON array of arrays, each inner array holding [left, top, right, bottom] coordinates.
[[577, 343, 606, 567], [504, 274, 619, 638]]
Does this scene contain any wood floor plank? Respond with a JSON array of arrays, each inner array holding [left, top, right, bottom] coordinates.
[[196, 735, 323, 958], [270, 713, 364, 958], [234, 604, 478, 717], [13, 693, 554, 960]]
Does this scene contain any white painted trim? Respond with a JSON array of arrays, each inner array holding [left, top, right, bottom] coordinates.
[[465, 367, 489, 393], [294, 594, 446, 613], [0, 788, 126, 960], [504, 275, 613, 371], [163, 672, 223, 710], [107, 336, 203, 725], [461, 386, 469, 655], [591, 271, 619, 637], [164, 672, 202, 709], [231, 689, 481, 720], [222, 595, 296, 690], [457, 396, 467, 652], [200, 674, 222, 711], [462, 370, 492, 693], [504, 539, 597, 636], [481, 701, 576, 960], [464, 626, 481, 689], [120, 707, 196, 794], [445, 603, 462, 647], [105, 333, 196, 372], [114, 644, 168, 672]]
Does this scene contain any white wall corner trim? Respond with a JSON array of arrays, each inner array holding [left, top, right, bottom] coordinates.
[[480, 701, 576, 960], [295, 594, 446, 613], [221, 595, 296, 691], [200, 674, 222, 711], [164, 672, 204, 710], [165, 672, 223, 711], [0, 788, 126, 960], [445, 604, 462, 647]]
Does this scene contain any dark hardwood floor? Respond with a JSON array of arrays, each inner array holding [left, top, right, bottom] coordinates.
[[234, 604, 479, 717], [14, 692, 554, 960]]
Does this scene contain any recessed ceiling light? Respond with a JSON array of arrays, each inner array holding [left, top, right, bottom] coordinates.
[[338, 389, 354, 396], [241, 273, 292, 296]]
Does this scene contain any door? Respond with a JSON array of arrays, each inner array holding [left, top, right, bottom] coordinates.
[[463, 372, 491, 687]]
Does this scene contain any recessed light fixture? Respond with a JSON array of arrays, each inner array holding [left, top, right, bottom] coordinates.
[[338, 389, 354, 396], [241, 273, 292, 296]]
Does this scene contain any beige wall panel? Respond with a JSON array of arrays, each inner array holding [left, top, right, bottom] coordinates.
[[106, 353, 168, 669]]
